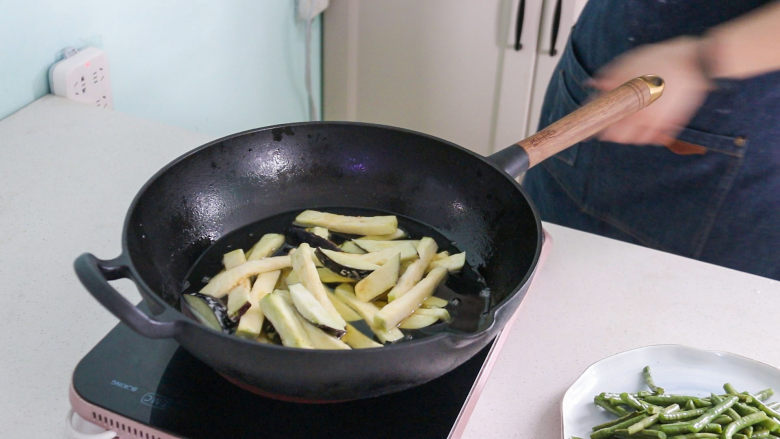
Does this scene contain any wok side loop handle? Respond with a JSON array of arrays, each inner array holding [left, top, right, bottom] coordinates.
[[488, 75, 664, 178], [74, 253, 180, 339]]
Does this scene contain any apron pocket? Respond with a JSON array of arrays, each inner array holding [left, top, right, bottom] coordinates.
[[675, 126, 747, 157], [545, 39, 598, 167], [584, 127, 747, 256]]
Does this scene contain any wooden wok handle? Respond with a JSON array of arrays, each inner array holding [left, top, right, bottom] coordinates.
[[489, 75, 664, 177], [522, 75, 664, 168]]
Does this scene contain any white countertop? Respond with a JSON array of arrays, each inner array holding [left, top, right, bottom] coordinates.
[[1, 96, 778, 438]]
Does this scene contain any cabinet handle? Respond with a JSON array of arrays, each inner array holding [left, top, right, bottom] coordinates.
[[549, 0, 562, 56], [514, 0, 525, 51]]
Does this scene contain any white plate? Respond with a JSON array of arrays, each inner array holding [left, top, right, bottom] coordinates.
[[561, 345, 780, 439]]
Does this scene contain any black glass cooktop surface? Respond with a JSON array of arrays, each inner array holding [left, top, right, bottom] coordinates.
[[72, 304, 494, 439]]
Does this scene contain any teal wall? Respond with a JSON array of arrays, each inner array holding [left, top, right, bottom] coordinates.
[[0, 0, 321, 136]]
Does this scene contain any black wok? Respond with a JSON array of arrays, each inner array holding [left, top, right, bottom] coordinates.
[[75, 76, 663, 402]]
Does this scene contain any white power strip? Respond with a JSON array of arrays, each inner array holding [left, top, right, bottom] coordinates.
[[49, 47, 113, 109], [298, 0, 329, 20]]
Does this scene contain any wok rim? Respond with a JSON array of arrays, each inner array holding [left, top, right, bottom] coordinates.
[[119, 121, 544, 351]]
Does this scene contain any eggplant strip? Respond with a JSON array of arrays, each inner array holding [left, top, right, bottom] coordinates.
[[359, 228, 408, 240], [386, 237, 438, 302], [259, 291, 313, 349], [289, 283, 347, 336], [427, 251, 466, 273], [295, 210, 398, 235], [375, 267, 448, 331], [326, 290, 363, 322], [342, 323, 383, 349], [224, 249, 251, 319], [399, 313, 438, 329], [352, 239, 420, 260], [246, 233, 285, 261], [355, 252, 401, 302], [200, 256, 292, 298], [299, 318, 351, 350], [235, 270, 281, 339], [290, 244, 347, 330], [333, 284, 403, 343]]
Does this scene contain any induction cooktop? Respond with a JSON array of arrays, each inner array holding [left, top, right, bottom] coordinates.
[[69, 303, 503, 439]]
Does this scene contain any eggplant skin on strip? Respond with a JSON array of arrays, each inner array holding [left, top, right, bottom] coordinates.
[[285, 227, 342, 252], [315, 248, 378, 280], [181, 292, 236, 332]]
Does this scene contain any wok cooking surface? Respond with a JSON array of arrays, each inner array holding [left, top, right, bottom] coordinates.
[[71, 302, 495, 439]]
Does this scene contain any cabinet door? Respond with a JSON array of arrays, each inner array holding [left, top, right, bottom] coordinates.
[[323, 0, 541, 156], [492, 0, 545, 151], [525, 0, 586, 133]]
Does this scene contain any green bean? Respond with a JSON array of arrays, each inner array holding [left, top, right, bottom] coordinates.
[[726, 410, 741, 422], [585, 372, 778, 439], [724, 383, 739, 395], [723, 383, 757, 404], [756, 389, 775, 401], [614, 427, 667, 438], [651, 405, 670, 415], [591, 414, 649, 439], [599, 392, 630, 408], [702, 424, 722, 434], [659, 422, 694, 435], [643, 395, 712, 407], [689, 395, 739, 432], [644, 366, 665, 394], [659, 423, 722, 435], [667, 434, 718, 439], [723, 412, 769, 439], [759, 415, 780, 431], [627, 413, 661, 434], [729, 385, 780, 422], [591, 410, 645, 431], [750, 395, 780, 420], [712, 394, 743, 424], [661, 408, 706, 422], [622, 392, 653, 411], [734, 402, 760, 416], [713, 415, 736, 425], [595, 393, 630, 417], [752, 427, 772, 438]]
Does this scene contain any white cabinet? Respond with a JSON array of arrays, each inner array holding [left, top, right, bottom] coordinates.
[[323, 0, 585, 156], [526, 0, 588, 133]]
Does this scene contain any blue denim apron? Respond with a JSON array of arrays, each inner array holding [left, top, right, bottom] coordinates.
[[522, 0, 780, 279]]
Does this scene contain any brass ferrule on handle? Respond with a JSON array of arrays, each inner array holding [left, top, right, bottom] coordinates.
[[639, 74, 664, 103]]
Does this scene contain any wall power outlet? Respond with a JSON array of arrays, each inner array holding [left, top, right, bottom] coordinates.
[[49, 47, 113, 109]]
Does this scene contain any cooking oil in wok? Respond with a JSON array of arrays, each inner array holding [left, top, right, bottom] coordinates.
[[181, 208, 491, 343]]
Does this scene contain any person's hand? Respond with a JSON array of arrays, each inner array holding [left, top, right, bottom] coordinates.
[[588, 36, 714, 146]]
